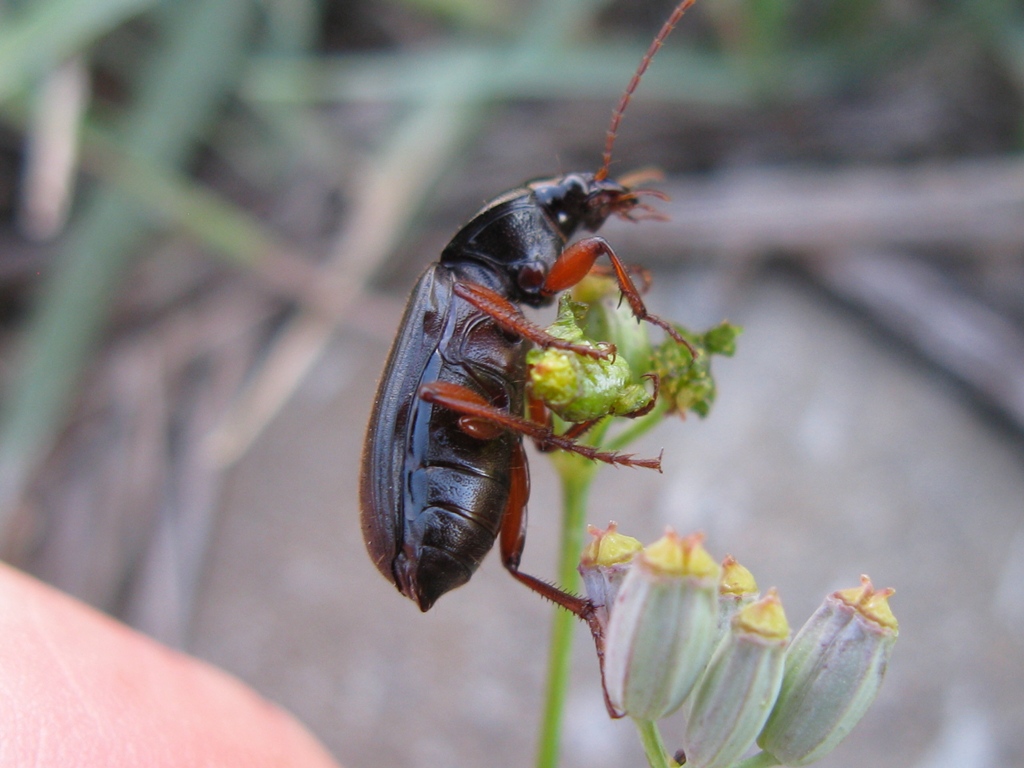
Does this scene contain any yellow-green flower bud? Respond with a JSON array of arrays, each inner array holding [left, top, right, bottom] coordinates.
[[579, 522, 643, 630], [716, 555, 760, 644], [682, 590, 790, 768], [720, 556, 758, 596], [581, 522, 644, 568], [527, 296, 652, 423], [602, 530, 721, 721], [757, 576, 898, 766]]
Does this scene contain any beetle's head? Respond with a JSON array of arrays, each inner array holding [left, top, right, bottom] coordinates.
[[530, 171, 666, 239], [494, 172, 666, 307]]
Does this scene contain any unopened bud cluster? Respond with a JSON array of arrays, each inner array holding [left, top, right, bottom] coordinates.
[[528, 290, 740, 424], [527, 296, 653, 423], [579, 525, 898, 768]]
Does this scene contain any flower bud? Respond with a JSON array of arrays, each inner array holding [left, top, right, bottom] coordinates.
[[602, 530, 720, 721], [702, 321, 741, 356], [572, 274, 654, 375], [527, 296, 652, 423], [682, 590, 789, 768], [757, 576, 898, 766], [652, 321, 741, 418], [716, 555, 759, 644], [578, 522, 643, 630]]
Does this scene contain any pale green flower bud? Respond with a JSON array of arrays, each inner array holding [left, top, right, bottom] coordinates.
[[578, 522, 643, 630], [757, 576, 898, 766], [603, 530, 721, 721], [682, 589, 789, 768]]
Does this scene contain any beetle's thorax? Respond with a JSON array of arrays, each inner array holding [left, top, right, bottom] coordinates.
[[440, 172, 636, 307]]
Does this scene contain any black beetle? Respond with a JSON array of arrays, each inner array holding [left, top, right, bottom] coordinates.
[[360, 1, 697, 615]]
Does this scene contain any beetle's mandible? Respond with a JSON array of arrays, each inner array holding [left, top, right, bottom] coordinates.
[[359, 0, 699, 616]]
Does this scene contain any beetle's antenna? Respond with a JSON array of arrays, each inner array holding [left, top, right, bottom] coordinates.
[[595, 0, 698, 182]]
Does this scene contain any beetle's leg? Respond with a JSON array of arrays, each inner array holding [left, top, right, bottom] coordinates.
[[499, 444, 623, 719], [526, 388, 558, 454], [499, 444, 590, 614], [543, 236, 696, 357], [528, 374, 658, 456], [418, 381, 662, 471], [452, 281, 614, 361], [587, 262, 653, 295], [526, 387, 601, 453], [527, 387, 553, 431], [559, 418, 603, 442]]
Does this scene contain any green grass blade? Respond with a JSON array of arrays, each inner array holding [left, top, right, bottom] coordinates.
[[0, 0, 155, 102], [243, 46, 752, 107], [0, 0, 257, 540]]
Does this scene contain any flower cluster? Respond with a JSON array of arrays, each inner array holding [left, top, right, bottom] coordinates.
[[579, 525, 898, 768], [527, 283, 741, 425], [525, 274, 897, 768]]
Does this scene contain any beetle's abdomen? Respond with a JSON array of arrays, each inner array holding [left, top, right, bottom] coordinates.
[[395, 464, 507, 610], [396, 277, 527, 610]]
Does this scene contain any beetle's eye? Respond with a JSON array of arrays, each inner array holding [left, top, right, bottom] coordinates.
[[518, 263, 546, 292]]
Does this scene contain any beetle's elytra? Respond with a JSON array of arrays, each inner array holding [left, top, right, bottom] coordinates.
[[359, 1, 698, 614]]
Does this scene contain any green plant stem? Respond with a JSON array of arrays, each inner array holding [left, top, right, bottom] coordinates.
[[633, 719, 673, 768], [535, 361, 668, 767], [535, 455, 597, 768], [604, 399, 670, 453]]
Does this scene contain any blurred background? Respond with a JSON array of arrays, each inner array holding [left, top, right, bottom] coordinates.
[[1, 0, 1024, 766]]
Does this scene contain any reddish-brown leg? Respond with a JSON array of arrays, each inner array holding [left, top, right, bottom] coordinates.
[[532, 374, 660, 454], [499, 444, 623, 718], [418, 381, 662, 470], [526, 388, 560, 454], [587, 262, 653, 295], [525, 387, 604, 454], [559, 418, 602, 443], [419, 379, 656, 718], [421, 382, 637, 716], [527, 388, 553, 432], [452, 281, 614, 361], [497, 444, 590, 610], [543, 236, 696, 357]]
